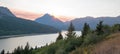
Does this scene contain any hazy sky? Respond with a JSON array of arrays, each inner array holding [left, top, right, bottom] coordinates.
[[0, 0, 120, 18]]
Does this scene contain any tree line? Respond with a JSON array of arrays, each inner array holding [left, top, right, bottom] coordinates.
[[1, 21, 120, 54]]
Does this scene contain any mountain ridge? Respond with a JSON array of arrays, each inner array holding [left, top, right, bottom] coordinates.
[[65, 16, 120, 30], [0, 6, 59, 36], [0, 6, 15, 17], [35, 13, 120, 31], [35, 13, 67, 30]]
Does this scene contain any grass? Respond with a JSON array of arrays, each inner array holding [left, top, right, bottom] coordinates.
[[70, 32, 120, 54]]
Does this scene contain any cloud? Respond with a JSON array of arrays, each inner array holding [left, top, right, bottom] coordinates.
[[10, 9, 43, 20], [9, 8, 74, 22]]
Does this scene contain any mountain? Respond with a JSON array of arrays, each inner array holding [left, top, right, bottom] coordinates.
[[0, 7, 59, 36], [35, 13, 120, 31], [0, 6, 15, 17], [65, 16, 120, 30], [35, 13, 66, 30]]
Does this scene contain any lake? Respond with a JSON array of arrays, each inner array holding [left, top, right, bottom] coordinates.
[[0, 31, 81, 53]]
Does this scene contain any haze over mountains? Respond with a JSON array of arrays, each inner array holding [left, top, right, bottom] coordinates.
[[35, 14, 120, 30], [69, 16, 120, 30], [0, 6, 120, 35], [0, 6, 59, 36]]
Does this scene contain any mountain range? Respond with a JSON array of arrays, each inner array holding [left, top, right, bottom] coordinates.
[[69, 16, 120, 30], [1, 6, 120, 36], [35, 14, 120, 30], [0, 6, 59, 36]]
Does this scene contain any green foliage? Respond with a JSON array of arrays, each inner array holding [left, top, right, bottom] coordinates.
[[13, 46, 23, 54], [96, 21, 104, 35], [112, 24, 120, 32], [66, 22, 76, 38], [82, 23, 91, 38], [82, 22, 113, 46], [34, 36, 83, 54], [103, 25, 111, 32], [82, 33, 105, 46], [24, 42, 31, 54], [56, 32, 63, 41], [12, 42, 33, 54], [7, 21, 120, 54], [70, 22, 120, 54]]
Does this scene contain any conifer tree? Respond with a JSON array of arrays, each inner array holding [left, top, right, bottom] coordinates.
[[82, 23, 91, 37], [56, 32, 63, 41], [24, 42, 30, 54], [96, 21, 104, 35], [66, 22, 76, 38]]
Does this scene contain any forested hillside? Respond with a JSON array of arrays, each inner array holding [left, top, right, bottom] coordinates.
[[0, 6, 59, 36], [0, 16, 59, 36], [3, 21, 120, 54]]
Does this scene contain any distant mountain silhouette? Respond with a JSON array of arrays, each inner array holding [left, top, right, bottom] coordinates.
[[0, 7, 59, 36], [35, 13, 120, 31], [35, 13, 66, 30], [66, 16, 120, 30], [0, 6, 15, 17]]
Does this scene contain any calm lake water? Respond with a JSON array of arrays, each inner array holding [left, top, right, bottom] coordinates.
[[0, 31, 81, 52]]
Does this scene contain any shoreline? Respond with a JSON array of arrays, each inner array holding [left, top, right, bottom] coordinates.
[[0, 33, 57, 39]]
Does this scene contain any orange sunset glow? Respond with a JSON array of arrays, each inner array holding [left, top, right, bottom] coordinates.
[[10, 9, 43, 20], [10, 9, 73, 22]]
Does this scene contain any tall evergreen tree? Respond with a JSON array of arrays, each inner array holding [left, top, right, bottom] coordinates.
[[1, 49, 5, 54], [82, 23, 91, 37], [56, 32, 63, 41], [66, 22, 75, 38], [96, 21, 104, 35], [24, 42, 30, 54], [12, 46, 22, 54]]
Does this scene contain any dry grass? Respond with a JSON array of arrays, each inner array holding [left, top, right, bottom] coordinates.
[[70, 32, 120, 54], [92, 32, 120, 54]]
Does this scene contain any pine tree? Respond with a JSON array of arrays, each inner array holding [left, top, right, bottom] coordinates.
[[66, 22, 76, 38], [96, 21, 104, 35], [56, 32, 63, 41], [24, 42, 30, 54], [1, 49, 5, 54], [12, 46, 22, 54], [82, 23, 91, 37]]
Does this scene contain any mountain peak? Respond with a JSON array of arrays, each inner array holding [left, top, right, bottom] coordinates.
[[38, 13, 53, 19], [44, 13, 51, 16], [35, 13, 66, 30], [0, 6, 16, 17]]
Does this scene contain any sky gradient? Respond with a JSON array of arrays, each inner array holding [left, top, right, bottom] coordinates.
[[0, 0, 120, 20]]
